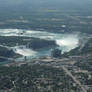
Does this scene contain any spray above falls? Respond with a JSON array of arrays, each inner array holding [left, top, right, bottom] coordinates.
[[56, 34, 79, 52]]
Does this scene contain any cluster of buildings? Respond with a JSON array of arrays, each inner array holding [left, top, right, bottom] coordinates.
[[51, 48, 62, 58]]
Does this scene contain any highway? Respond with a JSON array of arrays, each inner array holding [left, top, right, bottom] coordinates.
[[62, 66, 87, 92]]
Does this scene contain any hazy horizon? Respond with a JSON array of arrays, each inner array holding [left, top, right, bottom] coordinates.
[[0, 0, 92, 12]]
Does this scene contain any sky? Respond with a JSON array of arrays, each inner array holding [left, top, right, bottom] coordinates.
[[0, 0, 92, 13], [0, 0, 92, 6]]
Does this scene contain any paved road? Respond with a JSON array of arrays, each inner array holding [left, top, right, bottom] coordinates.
[[62, 66, 87, 92]]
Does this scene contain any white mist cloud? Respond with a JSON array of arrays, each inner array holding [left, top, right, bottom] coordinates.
[[56, 34, 79, 52], [15, 48, 37, 56]]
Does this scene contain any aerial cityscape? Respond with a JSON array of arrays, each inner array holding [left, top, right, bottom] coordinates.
[[0, 0, 92, 92]]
